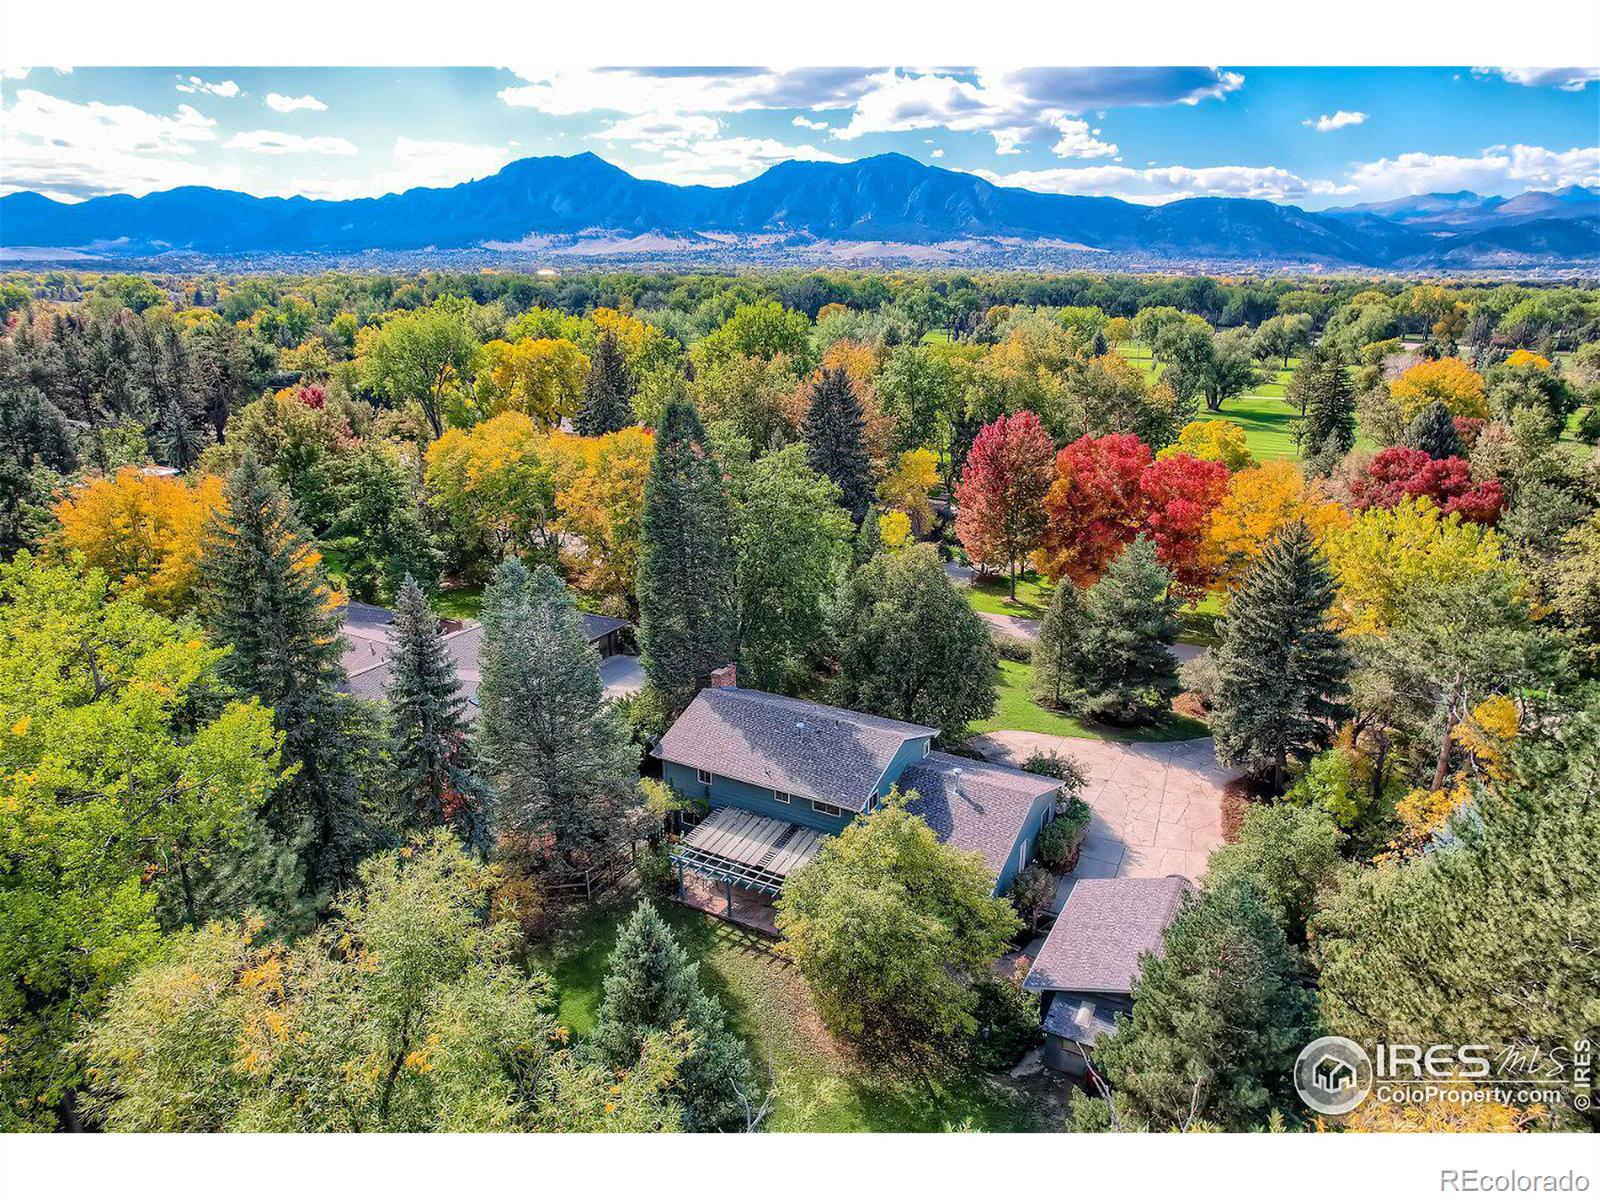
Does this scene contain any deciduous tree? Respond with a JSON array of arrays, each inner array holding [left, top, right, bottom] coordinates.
[[954, 410, 1055, 599]]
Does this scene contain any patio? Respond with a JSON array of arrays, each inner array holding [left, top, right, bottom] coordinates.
[[668, 807, 826, 937]]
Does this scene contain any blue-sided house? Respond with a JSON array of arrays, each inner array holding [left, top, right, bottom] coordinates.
[[654, 667, 1062, 927]]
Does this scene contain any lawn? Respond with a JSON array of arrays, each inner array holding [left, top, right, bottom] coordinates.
[[971, 658, 1209, 743], [532, 900, 1054, 1132], [964, 570, 1050, 621], [434, 584, 484, 620], [1176, 591, 1227, 648]]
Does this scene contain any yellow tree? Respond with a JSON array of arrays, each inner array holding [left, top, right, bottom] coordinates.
[[1161, 419, 1256, 472], [1205, 461, 1348, 588], [475, 337, 590, 427], [876, 447, 940, 535], [556, 427, 656, 599], [424, 413, 558, 560], [53, 468, 226, 613], [1389, 357, 1489, 419]]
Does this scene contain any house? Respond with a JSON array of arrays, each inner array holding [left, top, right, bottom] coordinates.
[[338, 601, 637, 712], [654, 668, 1062, 926], [1022, 874, 1191, 1075]]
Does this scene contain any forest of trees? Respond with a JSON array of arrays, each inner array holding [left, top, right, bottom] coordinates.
[[1, 264, 1597, 1134]]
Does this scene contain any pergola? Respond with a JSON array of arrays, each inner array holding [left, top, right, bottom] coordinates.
[[670, 807, 825, 915]]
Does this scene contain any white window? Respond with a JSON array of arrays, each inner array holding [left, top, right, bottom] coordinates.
[[696, 768, 712, 786], [1017, 842, 1028, 872], [812, 798, 846, 818], [773, 789, 791, 805]]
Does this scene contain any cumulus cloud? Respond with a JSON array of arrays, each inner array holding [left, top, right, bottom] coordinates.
[[266, 92, 328, 113], [1304, 110, 1367, 132], [626, 136, 847, 187], [175, 75, 240, 98], [225, 130, 358, 156], [1473, 67, 1599, 91], [1347, 143, 1599, 196], [499, 67, 876, 116], [983, 162, 1353, 205], [792, 115, 830, 131], [598, 112, 721, 149], [0, 88, 229, 200], [293, 137, 516, 200]]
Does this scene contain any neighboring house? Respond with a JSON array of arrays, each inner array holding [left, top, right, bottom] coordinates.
[[655, 668, 1062, 922], [338, 602, 636, 713], [1022, 874, 1191, 1075]]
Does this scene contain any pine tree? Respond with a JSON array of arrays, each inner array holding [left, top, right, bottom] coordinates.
[[574, 330, 633, 435], [1291, 344, 1356, 462], [1077, 536, 1180, 725], [1083, 879, 1315, 1131], [200, 452, 370, 893], [1404, 399, 1466, 460], [1031, 579, 1087, 710], [1211, 521, 1351, 795], [155, 327, 206, 470], [478, 560, 638, 868], [637, 400, 737, 713], [592, 901, 752, 1130], [801, 366, 874, 523], [387, 576, 490, 850]]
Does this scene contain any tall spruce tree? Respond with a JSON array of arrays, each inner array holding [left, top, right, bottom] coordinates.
[[1078, 879, 1315, 1132], [1031, 579, 1087, 710], [637, 400, 737, 712], [1211, 521, 1351, 795], [1077, 536, 1180, 725], [478, 560, 637, 868], [1404, 399, 1466, 460], [801, 366, 874, 523], [386, 575, 490, 850], [199, 452, 370, 893], [1291, 345, 1356, 465], [574, 330, 633, 436], [592, 902, 753, 1131]]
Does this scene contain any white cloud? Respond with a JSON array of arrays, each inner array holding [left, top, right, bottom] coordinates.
[[598, 112, 720, 150], [293, 137, 516, 200], [1347, 143, 1600, 196], [792, 115, 830, 131], [931, 148, 945, 159], [0, 88, 230, 199], [266, 92, 327, 113], [1304, 110, 1367, 132], [499, 67, 875, 116], [983, 162, 1353, 205], [1473, 67, 1599, 91], [175, 75, 240, 98], [225, 130, 358, 156], [626, 136, 847, 187], [1051, 118, 1117, 159]]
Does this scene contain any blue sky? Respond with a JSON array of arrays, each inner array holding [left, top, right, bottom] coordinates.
[[2, 66, 1596, 207]]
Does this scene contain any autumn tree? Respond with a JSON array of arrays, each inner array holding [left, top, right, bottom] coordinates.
[[476, 336, 591, 428], [1204, 461, 1348, 588], [954, 410, 1056, 599], [1162, 419, 1255, 471], [1390, 357, 1489, 420], [52, 468, 225, 613], [1346, 447, 1505, 525], [556, 426, 655, 600], [1039, 433, 1151, 587], [1138, 451, 1229, 599], [1211, 522, 1352, 794], [876, 446, 939, 536]]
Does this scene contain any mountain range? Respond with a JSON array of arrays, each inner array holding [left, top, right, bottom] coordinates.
[[2, 152, 1597, 270]]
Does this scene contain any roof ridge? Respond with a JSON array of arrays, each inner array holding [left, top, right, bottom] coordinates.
[[709, 686, 938, 737]]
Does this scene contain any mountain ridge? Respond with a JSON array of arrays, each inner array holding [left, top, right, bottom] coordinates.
[[3, 152, 1597, 269]]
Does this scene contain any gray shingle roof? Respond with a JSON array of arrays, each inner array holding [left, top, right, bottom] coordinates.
[[655, 687, 936, 812], [581, 613, 630, 642], [899, 752, 1061, 879], [1023, 875, 1192, 996]]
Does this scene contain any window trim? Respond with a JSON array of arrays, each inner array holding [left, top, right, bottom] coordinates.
[[773, 789, 791, 805], [811, 798, 847, 819], [696, 768, 712, 786]]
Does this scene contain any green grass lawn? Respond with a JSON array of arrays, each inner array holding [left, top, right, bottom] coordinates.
[[532, 900, 1053, 1132], [434, 584, 484, 620], [971, 658, 1208, 743], [964, 571, 1050, 621], [1176, 591, 1226, 648]]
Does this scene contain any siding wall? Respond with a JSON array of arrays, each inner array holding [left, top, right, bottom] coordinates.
[[992, 789, 1057, 894], [877, 736, 933, 801], [661, 760, 856, 836]]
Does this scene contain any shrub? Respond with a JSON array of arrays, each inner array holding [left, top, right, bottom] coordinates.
[[634, 841, 678, 899], [1007, 864, 1057, 925], [1035, 796, 1092, 871], [1178, 650, 1219, 709], [992, 632, 1035, 662], [1019, 748, 1088, 792], [968, 972, 1042, 1070]]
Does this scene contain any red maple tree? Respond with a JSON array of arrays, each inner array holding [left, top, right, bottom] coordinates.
[[955, 410, 1057, 599]]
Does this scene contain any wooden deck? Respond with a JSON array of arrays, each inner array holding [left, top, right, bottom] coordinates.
[[676, 873, 781, 937]]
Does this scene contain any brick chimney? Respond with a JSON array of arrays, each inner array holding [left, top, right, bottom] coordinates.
[[709, 664, 737, 689]]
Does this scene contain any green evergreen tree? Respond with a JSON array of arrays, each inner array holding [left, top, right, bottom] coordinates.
[[637, 400, 737, 713], [802, 366, 874, 523], [574, 330, 633, 436], [1404, 399, 1466, 460], [332, 444, 442, 602], [591, 901, 752, 1131], [199, 452, 370, 893], [1077, 536, 1180, 725], [1031, 579, 1087, 710], [1291, 344, 1356, 463], [478, 560, 637, 869], [1211, 522, 1352, 794], [1082, 879, 1315, 1131], [387, 575, 490, 851]]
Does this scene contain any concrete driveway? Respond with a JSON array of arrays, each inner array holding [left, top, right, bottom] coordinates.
[[599, 654, 644, 700], [971, 730, 1237, 910]]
